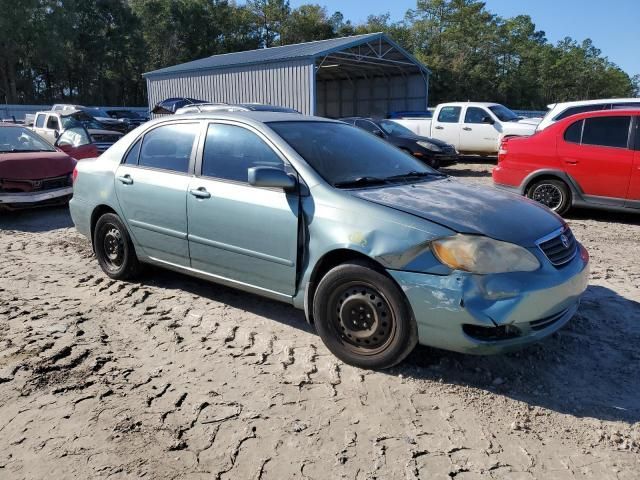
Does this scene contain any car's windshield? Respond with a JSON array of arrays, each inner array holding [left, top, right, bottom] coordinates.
[[488, 105, 520, 122], [65, 113, 103, 130], [268, 121, 439, 187], [108, 110, 140, 119], [0, 127, 56, 153], [60, 115, 84, 129], [378, 120, 416, 137], [84, 107, 110, 118]]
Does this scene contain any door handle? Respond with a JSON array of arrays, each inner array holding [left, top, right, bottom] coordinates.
[[189, 187, 211, 199], [434, 126, 444, 130], [565, 159, 579, 165], [462, 127, 472, 131], [117, 174, 133, 185]]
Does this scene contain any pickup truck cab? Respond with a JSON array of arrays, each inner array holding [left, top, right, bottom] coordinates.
[[32, 111, 123, 153], [393, 102, 541, 155]]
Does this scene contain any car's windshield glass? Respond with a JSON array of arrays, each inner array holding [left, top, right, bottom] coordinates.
[[378, 120, 416, 136], [65, 114, 103, 130], [84, 107, 110, 118], [488, 105, 519, 122], [109, 110, 140, 119], [60, 116, 84, 129], [0, 127, 55, 152], [268, 121, 439, 187]]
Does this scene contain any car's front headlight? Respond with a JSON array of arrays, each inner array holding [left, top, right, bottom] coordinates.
[[416, 140, 442, 152], [431, 234, 540, 274]]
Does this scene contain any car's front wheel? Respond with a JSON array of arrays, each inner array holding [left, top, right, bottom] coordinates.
[[527, 179, 571, 215], [94, 213, 140, 280], [313, 260, 418, 369]]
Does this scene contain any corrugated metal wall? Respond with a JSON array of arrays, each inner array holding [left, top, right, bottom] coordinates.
[[315, 74, 427, 119], [146, 59, 314, 115]]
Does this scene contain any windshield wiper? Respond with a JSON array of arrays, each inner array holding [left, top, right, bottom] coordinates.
[[385, 170, 446, 181], [334, 176, 389, 188]]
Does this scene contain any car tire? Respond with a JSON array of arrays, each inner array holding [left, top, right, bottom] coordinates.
[[527, 179, 571, 215], [94, 213, 141, 280], [312, 260, 418, 370]]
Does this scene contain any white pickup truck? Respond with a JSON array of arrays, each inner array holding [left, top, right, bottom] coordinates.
[[391, 102, 541, 155]]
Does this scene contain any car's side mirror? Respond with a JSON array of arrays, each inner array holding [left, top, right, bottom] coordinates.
[[54, 130, 60, 138], [482, 116, 495, 125], [248, 167, 297, 191]]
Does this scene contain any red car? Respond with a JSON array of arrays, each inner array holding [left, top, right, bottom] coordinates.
[[0, 124, 96, 210], [493, 109, 640, 215]]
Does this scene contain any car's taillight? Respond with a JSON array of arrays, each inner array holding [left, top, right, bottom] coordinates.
[[72, 167, 78, 184]]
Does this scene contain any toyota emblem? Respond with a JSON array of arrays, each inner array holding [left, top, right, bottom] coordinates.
[[560, 234, 570, 248]]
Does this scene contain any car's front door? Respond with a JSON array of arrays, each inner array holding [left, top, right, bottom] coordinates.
[[557, 115, 634, 201], [459, 106, 499, 153], [431, 106, 461, 149], [186, 121, 299, 297], [114, 121, 200, 267]]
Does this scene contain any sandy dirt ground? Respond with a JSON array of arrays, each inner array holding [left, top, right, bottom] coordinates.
[[1, 160, 639, 479]]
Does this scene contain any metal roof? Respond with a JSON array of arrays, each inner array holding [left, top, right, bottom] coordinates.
[[144, 33, 429, 78]]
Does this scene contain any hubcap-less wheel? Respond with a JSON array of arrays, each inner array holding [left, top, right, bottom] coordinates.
[[331, 283, 396, 355], [532, 183, 563, 211], [102, 225, 125, 270]]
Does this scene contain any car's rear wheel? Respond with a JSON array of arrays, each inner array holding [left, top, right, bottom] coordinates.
[[313, 260, 417, 369], [527, 179, 571, 215], [94, 213, 140, 280]]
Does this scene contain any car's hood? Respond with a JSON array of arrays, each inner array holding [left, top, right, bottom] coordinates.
[[397, 134, 451, 148], [350, 178, 563, 246], [0, 151, 76, 180], [516, 117, 542, 126]]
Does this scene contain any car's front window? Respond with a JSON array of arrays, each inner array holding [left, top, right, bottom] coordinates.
[[379, 120, 415, 136], [268, 121, 440, 188], [60, 116, 83, 129], [488, 105, 519, 122], [0, 127, 56, 153]]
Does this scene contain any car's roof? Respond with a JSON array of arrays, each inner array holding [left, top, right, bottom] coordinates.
[[0, 122, 23, 128], [547, 98, 640, 110], [151, 111, 339, 124], [552, 108, 640, 125]]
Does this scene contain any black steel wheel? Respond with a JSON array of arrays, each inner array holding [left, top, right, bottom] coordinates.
[[94, 213, 140, 280], [313, 260, 417, 369], [527, 179, 571, 215]]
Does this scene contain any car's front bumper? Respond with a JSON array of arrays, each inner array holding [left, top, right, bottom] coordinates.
[[388, 244, 589, 354], [0, 187, 73, 206]]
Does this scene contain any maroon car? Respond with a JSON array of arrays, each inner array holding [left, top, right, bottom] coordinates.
[[0, 124, 89, 210]]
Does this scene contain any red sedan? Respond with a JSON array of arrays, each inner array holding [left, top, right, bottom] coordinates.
[[0, 124, 95, 210], [493, 109, 640, 215]]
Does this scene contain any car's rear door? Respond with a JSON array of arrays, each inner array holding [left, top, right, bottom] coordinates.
[[458, 106, 499, 153], [626, 117, 640, 207], [430, 106, 461, 149], [557, 115, 634, 202], [186, 121, 299, 298], [114, 121, 200, 267]]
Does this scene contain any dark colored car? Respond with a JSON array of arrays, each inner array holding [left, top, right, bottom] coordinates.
[[106, 109, 149, 128], [341, 117, 457, 168], [0, 124, 78, 210]]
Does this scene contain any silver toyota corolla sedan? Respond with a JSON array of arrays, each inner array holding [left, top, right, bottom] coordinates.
[[69, 112, 589, 369]]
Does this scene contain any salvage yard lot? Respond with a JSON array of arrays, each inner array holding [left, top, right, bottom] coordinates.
[[1, 160, 639, 479]]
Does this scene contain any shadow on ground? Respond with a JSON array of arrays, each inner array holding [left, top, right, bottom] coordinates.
[[0, 205, 73, 232]]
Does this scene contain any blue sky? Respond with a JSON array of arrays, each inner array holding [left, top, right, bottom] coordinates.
[[289, 0, 639, 76]]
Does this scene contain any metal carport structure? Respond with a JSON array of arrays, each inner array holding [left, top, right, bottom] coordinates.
[[143, 33, 430, 118]]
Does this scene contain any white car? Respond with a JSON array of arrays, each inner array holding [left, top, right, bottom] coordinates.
[[535, 98, 640, 131], [391, 102, 540, 155]]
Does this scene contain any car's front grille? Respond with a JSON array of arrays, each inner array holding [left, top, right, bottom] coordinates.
[[0, 175, 70, 193], [529, 308, 568, 331], [538, 227, 577, 267]]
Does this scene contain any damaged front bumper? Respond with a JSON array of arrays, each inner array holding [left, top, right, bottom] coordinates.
[[388, 244, 590, 354]]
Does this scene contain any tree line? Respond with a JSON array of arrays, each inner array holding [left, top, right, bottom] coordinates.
[[1, 0, 637, 109]]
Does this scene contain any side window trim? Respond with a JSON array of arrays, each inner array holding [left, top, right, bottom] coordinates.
[[564, 119, 584, 144], [195, 120, 293, 186], [119, 121, 201, 175]]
